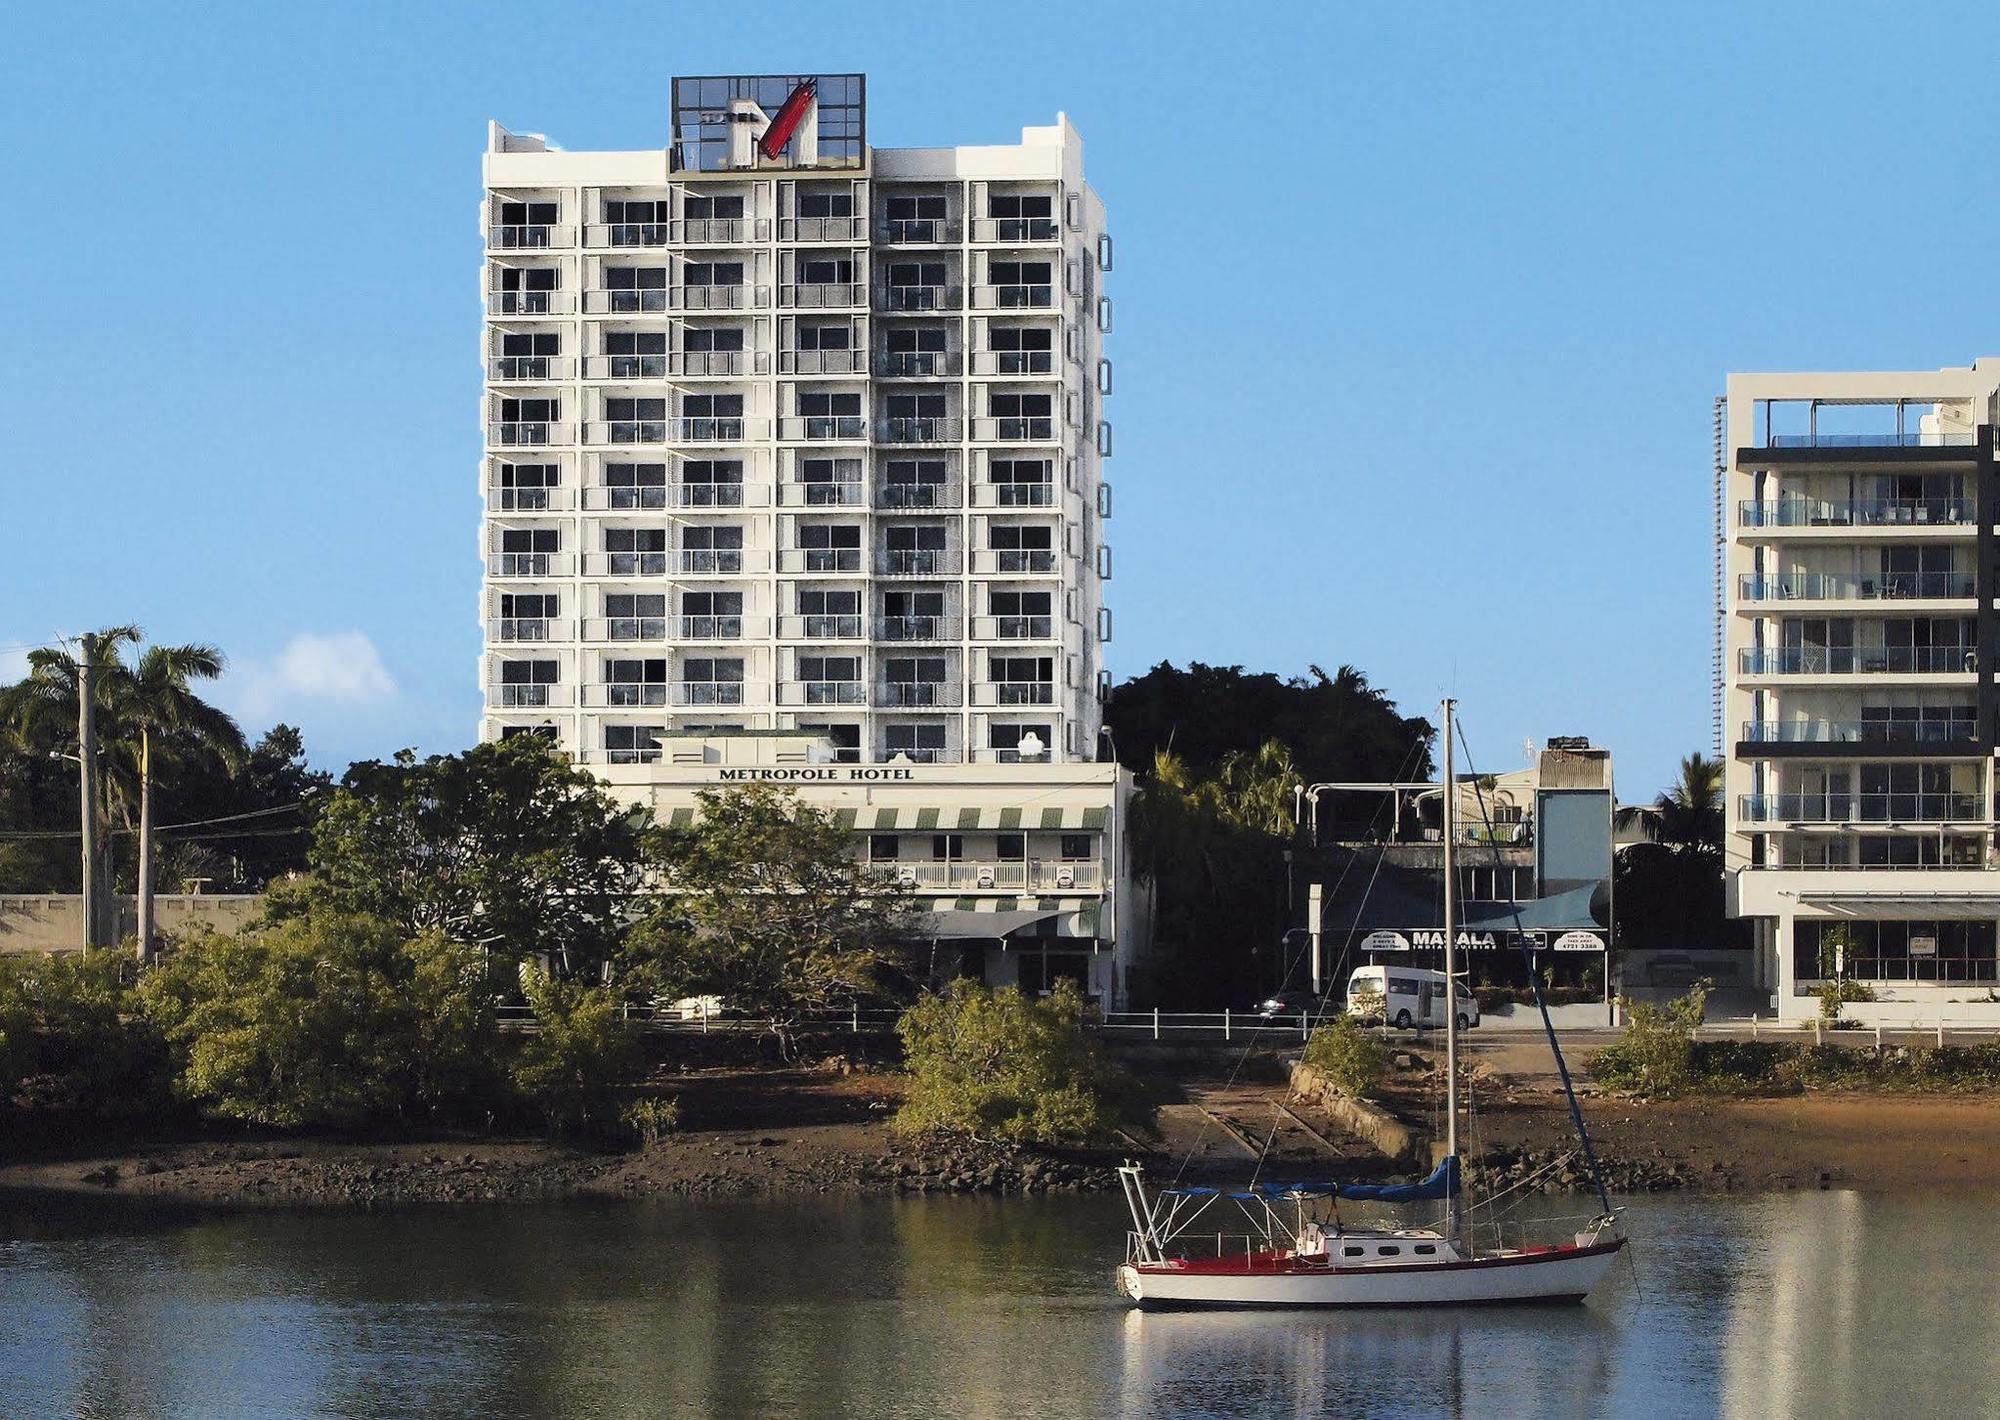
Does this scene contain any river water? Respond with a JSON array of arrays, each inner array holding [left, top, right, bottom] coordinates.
[[2, 1188, 1997, 1419]]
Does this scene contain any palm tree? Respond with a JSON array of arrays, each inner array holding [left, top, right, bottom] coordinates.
[[1617, 753, 1724, 858]]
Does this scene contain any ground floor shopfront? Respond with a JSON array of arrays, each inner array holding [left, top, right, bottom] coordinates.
[[597, 732, 1145, 1009], [1736, 868, 2000, 1024]]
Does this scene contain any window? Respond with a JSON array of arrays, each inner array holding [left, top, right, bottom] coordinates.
[[605, 526, 667, 575], [991, 656, 1053, 705], [493, 265, 558, 313], [871, 834, 900, 862], [988, 325, 1053, 374], [605, 462, 667, 510], [884, 193, 948, 241], [603, 199, 666, 243], [499, 592, 556, 640], [500, 724, 558, 742], [989, 525, 1055, 572], [683, 261, 745, 287], [680, 393, 744, 439], [990, 391, 1054, 440], [605, 724, 665, 764], [990, 459, 1053, 506], [1342, 1246, 1365, 1259], [496, 331, 558, 380], [885, 261, 947, 308], [882, 589, 945, 639], [680, 657, 745, 704], [884, 656, 947, 706], [800, 722, 861, 764], [605, 329, 667, 378], [684, 193, 746, 221], [1060, 834, 1091, 861], [605, 592, 666, 640], [799, 323, 852, 351], [1414, 1245, 1437, 1256], [990, 260, 1053, 306], [498, 528, 558, 576], [989, 192, 1055, 241], [606, 397, 666, 442], [798, 523, 862, 572], [798, 655, 860, 703], [798, 588, 861, 638], [883, 523, 948, 574], [498, 660, 558, 707], [991, 589, 1052, 637], [989, 723, 1052, 761], [679, 524, 744, 573], [496, 200, 557, 244], [1376, 1246, 1401, 1258], [496, 463, 558, 511], [799, 189, 855, 219], [882, 458, 947, 508], [798, 255, 855, 286], [679, 590, 743, 637], [888, 723, 948, 763], [681, 459, 744, 507], [931, 833, 964, 861], [798, 391, 863, 439], [605, 266, 668, 313], [604, 657, 668, 707], [497, 397, 559, 443], [797, 456, 862, 505], [995, 833, 1024, 862]]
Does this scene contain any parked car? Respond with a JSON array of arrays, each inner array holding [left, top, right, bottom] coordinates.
[[1256, 990, 1325, 1021]]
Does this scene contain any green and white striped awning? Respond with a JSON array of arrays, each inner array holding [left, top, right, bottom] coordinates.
[[927, 897, 1103, 939], [656, 804, 1107, 832]]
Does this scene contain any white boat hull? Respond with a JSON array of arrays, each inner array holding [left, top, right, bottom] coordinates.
[[1117, 1239, 1624, 1310]]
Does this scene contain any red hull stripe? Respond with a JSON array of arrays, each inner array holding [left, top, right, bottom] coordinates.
[[1135, 1236, 1625, 1278]]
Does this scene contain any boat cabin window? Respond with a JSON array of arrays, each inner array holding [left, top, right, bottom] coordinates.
[[1377, 1246, 1401, 1256], [1342, 1246, 1364, 1257], [1414, 1244, 1437, 1255]]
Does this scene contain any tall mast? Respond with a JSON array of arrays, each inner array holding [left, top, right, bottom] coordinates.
[[1440, 698, 1460, 1245]]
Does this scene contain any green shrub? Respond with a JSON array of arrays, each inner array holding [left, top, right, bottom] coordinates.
[[1302, 1016, 1387, 1099], [623, 1095, 681, 1145], [0, 951, 167, 1117], [893, 980, 1154, 1145], [1816, 978, 1876, 1022], [1589, 982, 1709, 1096], [511, 962, 643, 1137]]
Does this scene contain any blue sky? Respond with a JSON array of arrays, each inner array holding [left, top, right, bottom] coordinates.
[[4, 0, 1995, 797]]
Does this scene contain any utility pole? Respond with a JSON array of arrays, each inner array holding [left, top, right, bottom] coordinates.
[[136, 727, 155, 964], [75, 633, 99, 952]]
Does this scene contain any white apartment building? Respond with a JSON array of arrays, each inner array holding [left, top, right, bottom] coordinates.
[[476, 74, 1137, 1003], [1721, 358, 2000, 1022], [477, 73, 1113, 768]]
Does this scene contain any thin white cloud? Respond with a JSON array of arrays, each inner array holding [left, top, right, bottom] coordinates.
[[225, 631, 399, 721], [0, 647, 29, 684]]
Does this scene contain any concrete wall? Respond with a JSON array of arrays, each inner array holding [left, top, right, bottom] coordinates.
[[0, 895, 264, 955]]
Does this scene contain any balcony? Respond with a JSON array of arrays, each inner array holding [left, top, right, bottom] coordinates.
[[784, 215, 867, 243], [877, 218, 960, 244], [778, 548, 865, 574], [489, 551, 571, 578], [877, 285, 961, 312], [486, 486, 572, 513], [877, 417, 962, 444], [876, 549, 962, 577], [582, 352, 767, 379], [883, 860, 1101, 891], [971, 218, 1060, 244], [488, 421, 574, 448], [488, 224, 574, 249], [971, 284, 1055, 310], [1741, 719, 1979, 747], [976, 682, 1056, 707], [1737, 646, 1977, 676], [778, 615, 866, 640], [785, 681, 868, 706], [972, 615, 1056, 641], [487, 290, 572, 317], [1737, 572, 1976, 602], [582, 484, 762, 512], [971, 350, 1055, 376], [974, 549, 1060, 575], [581, 616, 765, 643], [489, 355, 570, 382], [778, 480, 864, 508], [491, 617, 574, 643], [583, 417, 766, 445], [592, 551, 668, 577], [781, 282, 866, 309], [583, 286, 765, 314], [877, 615, 960, 642], [584, 218, 763, 247], [1738, 793, 1983, 823], [778, 416, 868, 441], [780, 349, 867, 376], [973, 417, 1058, 443], [492, 683, 573, 709], [1738, 497, 1975, 529], [879, 681, 962, 708], [673, 682, 749, 707], [876, 482, 960, 511], [595, 684, 669, 708], [678, 548, 764, 575], [971, 482, 1056, 509], [875, 351, 962, 378], [1762, 432, 1979, 449]]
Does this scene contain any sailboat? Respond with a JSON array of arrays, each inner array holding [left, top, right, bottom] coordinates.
[[1115, 699, 1626, 1309]]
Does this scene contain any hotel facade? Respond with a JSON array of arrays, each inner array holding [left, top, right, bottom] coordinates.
[[476, 74, 1138, 1004], [1721, 358, 2000, 1021]]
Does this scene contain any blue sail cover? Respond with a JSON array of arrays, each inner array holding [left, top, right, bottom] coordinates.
[[1237, 1155, 1461, 1203]]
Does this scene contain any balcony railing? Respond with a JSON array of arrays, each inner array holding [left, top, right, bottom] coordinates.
[[877, 549, 961, 576], [877, 615, 960, 641], [971, 284, 1055, 309], [783, 215, 866, 242], [779, 416, 868, 441], [877, 218, 960, 244], [678, 548, 761, 575], [883, 860, 1101, 891], [778, 480, 864, 507], [582, 483, 761, 511], [974, 549, 1060, 575], [780, 349, 867, 375], [584, 218, 764, 247], [487, 290, 572, 316], [491, 618, 573, 643], [1738, 497, 1975, 528], [781, 282, 866, 309], [486, 486, 571, 513], [790, 681, 868, 706], [1741, 719, 1979, 746], [594, 551, 669, 577], [490, 551, 571, 578], [779, 614, 866, 640], [877, 417, 962, 444], [1737, 572, 1976, 601], [1763, 432, 1979, 449], [875, 351, 962, 378], [582, 351, 766, 379], [488, 421, 574, 447], [1738, 793, 1983, 823], [877, 285, 961, 312], [1737, 646, 1978, 675], [971, 482, 1056, 509], [977, 682, 1056, 706], [673, 682, 748, 706], [583, 418, 766, 445], [597, 684, 669, 707], [971, 218, 1060, 243], [488, 224, 574, 249], [489, 355, 570, 382], [877, 482, 958, 510], [971, 615, 1056, 640], [583, 285, 766, 314], [581, 616, 764, 643], [879, 681, 962, 708], [493, 683, 572, 709], [971, 350, 1055, 376], [973, 417, 1058, 442], [778, 548, 865, 574]]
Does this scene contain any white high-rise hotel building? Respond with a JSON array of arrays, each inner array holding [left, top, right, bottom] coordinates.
[[1721, 358, 2000, 1022], [478, 74, 1113, 767]]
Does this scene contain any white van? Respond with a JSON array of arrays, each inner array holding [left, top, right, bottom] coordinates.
[[1345, 966, 1478, 1031]]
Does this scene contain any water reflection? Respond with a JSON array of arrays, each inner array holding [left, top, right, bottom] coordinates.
[[0, 1190, 1996, 1418]]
